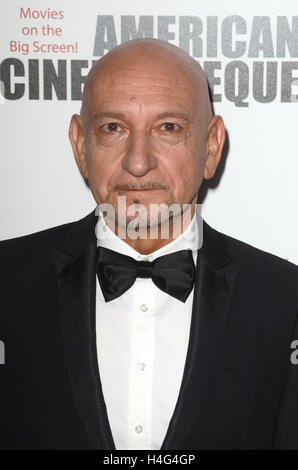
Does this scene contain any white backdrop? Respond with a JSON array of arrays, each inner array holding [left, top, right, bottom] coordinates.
[[1, 0, 297, 265]]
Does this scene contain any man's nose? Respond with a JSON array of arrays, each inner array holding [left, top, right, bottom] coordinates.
[[122, 129, 157, 177]]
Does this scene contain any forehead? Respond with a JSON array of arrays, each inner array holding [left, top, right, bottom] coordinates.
[[85, 63, 199, 117]]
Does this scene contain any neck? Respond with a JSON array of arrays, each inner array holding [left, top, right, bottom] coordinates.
[[104, 197, 198, 255]]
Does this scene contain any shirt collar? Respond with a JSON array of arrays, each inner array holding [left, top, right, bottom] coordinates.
[[95, 206, 200, 262]]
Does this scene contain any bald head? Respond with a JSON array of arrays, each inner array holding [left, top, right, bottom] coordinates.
[[81, 38, 212, 128]]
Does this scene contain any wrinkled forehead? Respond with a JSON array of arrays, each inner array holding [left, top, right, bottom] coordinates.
[[81, 50, 210, 125]]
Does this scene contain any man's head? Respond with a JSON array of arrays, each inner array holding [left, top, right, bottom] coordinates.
[[69, 38, 225, 229]]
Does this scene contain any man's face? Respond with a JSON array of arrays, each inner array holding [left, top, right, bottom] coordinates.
[[73, 56, 210, 227]]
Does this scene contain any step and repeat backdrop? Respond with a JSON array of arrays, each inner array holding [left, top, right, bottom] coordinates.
[[1, 0, 297, 264]]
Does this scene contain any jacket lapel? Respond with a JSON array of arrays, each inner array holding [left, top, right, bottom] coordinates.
[[160, 220, 240, 450], [51, 208, 116, 450]]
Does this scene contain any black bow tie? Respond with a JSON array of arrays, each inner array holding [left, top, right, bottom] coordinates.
[[96, 246, 196, 303]]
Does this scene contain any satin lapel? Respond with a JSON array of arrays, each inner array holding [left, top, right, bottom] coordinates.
[[51, 211, 116, 450], [160, 222, 240, 450]]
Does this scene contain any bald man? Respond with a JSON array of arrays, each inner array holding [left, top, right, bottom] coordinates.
[[1, 38, 298, 450]]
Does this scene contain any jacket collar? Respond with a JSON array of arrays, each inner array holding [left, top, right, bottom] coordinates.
[[53, 205, 234, 269]]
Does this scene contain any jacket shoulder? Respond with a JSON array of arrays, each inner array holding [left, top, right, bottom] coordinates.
[[213, 224, 298, 290], [220, 228, 296, 268], [0, 209, 97, 257], [0, 220, 73, 252]]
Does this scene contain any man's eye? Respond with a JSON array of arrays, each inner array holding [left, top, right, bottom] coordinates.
[[161, 122, 179, 132], [102, 122, 121, 133]]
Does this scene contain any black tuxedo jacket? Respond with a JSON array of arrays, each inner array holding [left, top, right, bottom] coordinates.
[[1, 208, 298, 450]]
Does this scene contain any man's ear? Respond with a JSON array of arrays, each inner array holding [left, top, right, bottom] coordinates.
[[69, 114, 88, 179], [204, 116, 226, 180]]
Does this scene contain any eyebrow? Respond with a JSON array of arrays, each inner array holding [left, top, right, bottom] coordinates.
[[91, 111, 191, 124], [154, 112, 191, 124]]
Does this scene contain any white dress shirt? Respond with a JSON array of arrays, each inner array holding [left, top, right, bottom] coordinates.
[[95, 208, 200, 450]]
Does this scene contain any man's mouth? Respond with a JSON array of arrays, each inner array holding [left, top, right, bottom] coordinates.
[[123, 188, 157, 191]]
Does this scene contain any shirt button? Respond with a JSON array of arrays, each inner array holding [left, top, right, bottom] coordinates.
[[135, 425, 143, 434], [137, 362, 146, 371], [140, 304, 148, 312]]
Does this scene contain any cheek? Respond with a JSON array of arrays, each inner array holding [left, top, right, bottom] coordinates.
[[85, 142, 119, 200], [86, 135, 119, 174], [172, 150, 203, 200], [166, 144, 201, 181], [184, 138, 206, 178]]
